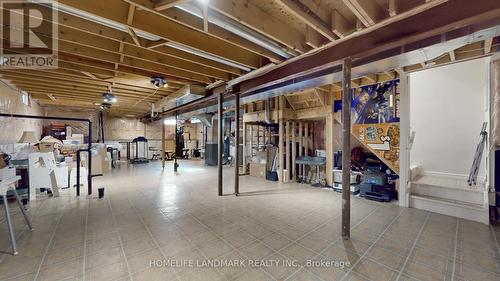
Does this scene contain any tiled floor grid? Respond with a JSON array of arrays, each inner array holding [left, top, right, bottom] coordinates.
[[0, 160, 499, 281]]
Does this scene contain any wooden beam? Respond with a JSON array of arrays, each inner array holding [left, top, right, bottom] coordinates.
[[342, 0, 387, 27], [275, 0, 337, 41], [127, 4, 136, 25], [154, 0, 189, 11], [449, 50, 456, 61], [203, 5, 209, 33], [54, 26, 233, 80], [341, 57, 352, 240], [206, 0, 307, 53], [126, 0, 283, 64], [56, 10, 244, 75], [305, 26, 322, 49], [146, 39, 168, 49], [47, 94, 57, 101], [331, 10, 353, 38], [56, 41, 213, 83], [127, 27, 142, 47], [60, 0, 263, 69], [81, 71, 97, 80], [484, 38, 493, 54], [136, 3, 287, 62], [388, 0, 400, 17]]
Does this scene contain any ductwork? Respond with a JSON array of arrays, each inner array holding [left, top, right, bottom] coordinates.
[[264, 99, 271, 124], [177, 3, 290, 59], [194, 113, 213, 127], [170, 25, 500, 119]]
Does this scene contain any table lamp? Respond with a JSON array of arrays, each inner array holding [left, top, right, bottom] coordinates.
[[17, 131, 39, 160]]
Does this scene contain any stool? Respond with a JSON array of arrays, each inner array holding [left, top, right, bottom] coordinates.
[[1, 176, 33, 255]]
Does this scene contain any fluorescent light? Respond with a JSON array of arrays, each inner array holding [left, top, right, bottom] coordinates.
[[190, 118, 201, 123]]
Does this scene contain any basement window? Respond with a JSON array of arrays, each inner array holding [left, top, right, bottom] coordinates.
[[21, 91, 30, 106]]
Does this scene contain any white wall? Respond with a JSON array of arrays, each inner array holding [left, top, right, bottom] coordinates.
[[409, 58, 488, 179], [0, 81, 44, 145]]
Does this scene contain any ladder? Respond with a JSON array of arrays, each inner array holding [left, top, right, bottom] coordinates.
[[468, 122, 488, 186]]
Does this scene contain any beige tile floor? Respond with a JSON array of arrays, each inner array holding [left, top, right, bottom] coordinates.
[[0, 160, 499, 281]]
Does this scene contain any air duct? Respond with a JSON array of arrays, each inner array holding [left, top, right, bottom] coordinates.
[[176, 3, 290, 59], [194, 113, 213, 127], [264, 99, 271, 124]]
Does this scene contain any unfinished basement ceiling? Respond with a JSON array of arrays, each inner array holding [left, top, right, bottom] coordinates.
[[0, 0, 498, 117]]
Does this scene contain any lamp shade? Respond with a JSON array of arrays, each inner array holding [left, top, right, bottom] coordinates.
[[18, 131, 38, 144]]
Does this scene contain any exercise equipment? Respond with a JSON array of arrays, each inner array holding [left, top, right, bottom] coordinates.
[[468, 122, 487, 186], [130, 137, 150, 164]]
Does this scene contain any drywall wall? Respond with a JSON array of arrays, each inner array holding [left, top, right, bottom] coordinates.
[[410, 57, 488, 179], [0, 81, 44, 144], [492, 58, 500, 148]]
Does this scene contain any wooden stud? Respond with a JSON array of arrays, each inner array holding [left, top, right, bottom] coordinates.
[[331, 10, 352, 38], [276, 0, 336, 41], [484, 38, 493, 54], [342, 0, 387, 27], [305, 26, 322, 49], [154, 0, 189, 11]]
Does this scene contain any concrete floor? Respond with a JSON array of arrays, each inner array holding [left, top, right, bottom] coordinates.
[[0, 160, 499, 281]]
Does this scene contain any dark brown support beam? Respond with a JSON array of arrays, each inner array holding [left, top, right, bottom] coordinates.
[[341, 57, 352, 240], [234, 92, 240, 195], [236, 0, 500, 95], [218, 93, 224, 196]]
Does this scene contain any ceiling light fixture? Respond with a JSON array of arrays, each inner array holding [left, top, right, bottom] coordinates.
[[102, 93, 117, 103], [151, 77, 168, 89]]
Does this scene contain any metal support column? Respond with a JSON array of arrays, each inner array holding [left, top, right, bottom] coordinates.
[[174, 113, 179, 172], [218, 93, 224, 196], [342, 57, 352, 240], [162, 117, 166, 169], [234, 92, 240, 195]]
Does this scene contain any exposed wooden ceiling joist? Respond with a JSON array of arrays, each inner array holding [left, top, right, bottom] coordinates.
[[275, 0, 337, 41], [126, 0, 286, 62], [154, 0, 190, 11], [55, 11, 245, 75], [59, 0, 263, 69], [206, 0, 308, 54], [342, 0, 388, 27], [331, 9, 354, 38]]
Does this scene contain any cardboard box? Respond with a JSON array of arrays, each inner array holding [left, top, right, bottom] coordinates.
[[249, 163, 266, 179], [38, 143, 54, 152]]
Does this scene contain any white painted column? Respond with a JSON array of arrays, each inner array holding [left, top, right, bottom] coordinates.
[[399, 73, 410, 208]]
